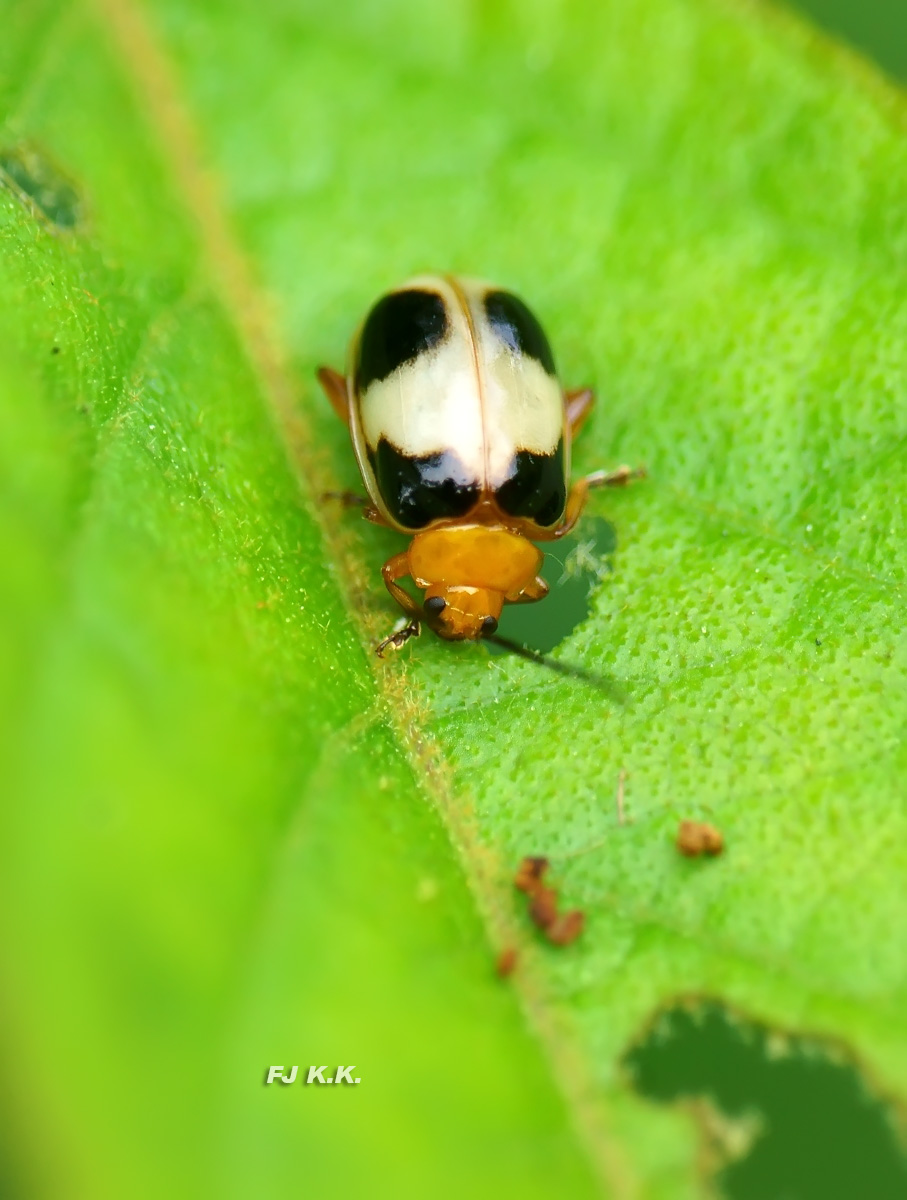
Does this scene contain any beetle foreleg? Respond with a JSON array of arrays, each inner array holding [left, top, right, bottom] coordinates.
[[376, 619, 421, 657], [506, 575, 549, 604], [381, 551, 420, 616], [376, 552, 423, 656], [316, 365, 350, 424]]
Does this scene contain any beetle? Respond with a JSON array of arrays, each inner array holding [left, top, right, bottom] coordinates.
[[318, 274, 640, 655]]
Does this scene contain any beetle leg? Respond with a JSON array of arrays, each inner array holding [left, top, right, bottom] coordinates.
[[316, 365, 350, 424], [322, 489, 367, 508], [381, 551, 420, 617], [376, 552, 422, 656], [506, 575, 549, 604], [584, 464, 647, 489], [565, 387, 595, 439], [322, 490, 393, 528], [362, 505, 394, 528], [545, 466, 647, 541], [376, 619, 421, 657], [546, 481, 590, 540]]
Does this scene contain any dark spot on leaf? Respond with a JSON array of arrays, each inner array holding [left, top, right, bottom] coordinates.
[[488, 514, 616, 656], [51, 345, 60, 355], [623, 999, 907, 1200], [0, 145, 81, 229]]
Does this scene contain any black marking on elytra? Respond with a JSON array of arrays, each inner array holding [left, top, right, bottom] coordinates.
[[484, 290, 557, 376], [368, 437, 480, 530], [623, 998, 907, 1200], [495, 440, 566, 527], [355, 289, 448, 391], [0, 145, 81, 229]]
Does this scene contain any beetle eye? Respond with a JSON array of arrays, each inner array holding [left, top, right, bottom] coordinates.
[[482, 616, 498, 635], [424, 596, 446, 616]]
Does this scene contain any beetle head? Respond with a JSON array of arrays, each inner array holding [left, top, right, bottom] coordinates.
[[423, 586, 503, 641]]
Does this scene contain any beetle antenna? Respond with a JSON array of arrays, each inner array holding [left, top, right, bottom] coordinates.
[[484, 632, 627, 703]]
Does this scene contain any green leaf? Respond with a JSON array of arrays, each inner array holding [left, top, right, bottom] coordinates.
[[2, 0, 906, 1197]]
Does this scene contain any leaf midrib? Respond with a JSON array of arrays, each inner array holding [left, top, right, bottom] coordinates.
[[92, 0, 642, 1195]]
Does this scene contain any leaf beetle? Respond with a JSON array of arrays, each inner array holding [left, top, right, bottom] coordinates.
[[318, 275, 641, 655]]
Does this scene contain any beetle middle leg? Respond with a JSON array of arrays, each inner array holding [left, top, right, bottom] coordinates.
[[584, 465, 647, 489], [565, 386, 595, 438], [376, 552, 422, 657], [321, 490, 390, 527], [316, 365, 350, 424], [323, 489, 368, 509], [544, 465, 647, 541]]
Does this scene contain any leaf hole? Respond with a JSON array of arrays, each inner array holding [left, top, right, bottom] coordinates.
[[488, 514, 616, 655], [623, 998, 907, 1200]]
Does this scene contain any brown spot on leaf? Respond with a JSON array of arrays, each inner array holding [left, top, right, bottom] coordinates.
[[514, 855, 549, 892], [546, 910, 585, 946], [513, 856, 585, 948], [677, 820, 724, 857], [528, 886, 559, 932], [496, 947, 518, 978]]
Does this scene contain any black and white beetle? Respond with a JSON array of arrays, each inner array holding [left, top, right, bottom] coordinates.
[[318, 275, 642, 654]]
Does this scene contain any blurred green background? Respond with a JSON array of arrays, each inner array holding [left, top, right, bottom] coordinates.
[[793, 0, 907, 81], [2, 0, 907, 1198]]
